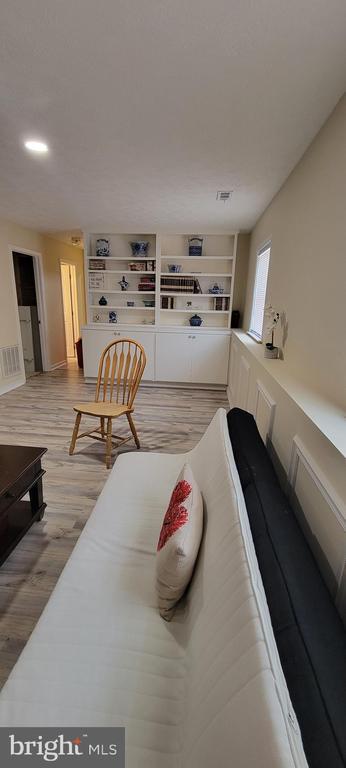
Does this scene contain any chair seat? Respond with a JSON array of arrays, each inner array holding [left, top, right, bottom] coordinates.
[[73, 402, 132, 418]]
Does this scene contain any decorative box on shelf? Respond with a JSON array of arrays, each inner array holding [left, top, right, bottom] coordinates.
[[89, 259, 105, 270], [129, 261, 147, 272]]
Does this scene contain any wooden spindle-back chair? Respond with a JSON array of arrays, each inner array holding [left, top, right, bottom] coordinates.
[[69, 338, 146, 468]]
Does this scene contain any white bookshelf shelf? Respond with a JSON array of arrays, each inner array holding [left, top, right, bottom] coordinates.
[[160, 308, 229, 314], [161, 255, 233, 261], [160, 292, 231, 298], [88, 270, 155, 275], [90, 305, 154, 311], [89, 256, 156, 261], [160, 272, 232, 277], [89, 290, 155, 295]]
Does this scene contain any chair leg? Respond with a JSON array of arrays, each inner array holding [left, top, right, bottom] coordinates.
[[127, 412, 140, 449], [69, 412, 82, 455], [100, 417, 105, 438], [106, 417, 112, 469]]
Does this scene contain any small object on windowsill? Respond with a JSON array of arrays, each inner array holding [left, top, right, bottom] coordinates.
[[109, 311, 117, 323], [264, 343, 279, 359], [98, 295, 108, 305], [127, 301, 135, 307], [263, 304, 280, 358]]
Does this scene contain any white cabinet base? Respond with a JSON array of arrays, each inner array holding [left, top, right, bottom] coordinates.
[[82, 325, 230, 387], [82, 327, 155, 380]]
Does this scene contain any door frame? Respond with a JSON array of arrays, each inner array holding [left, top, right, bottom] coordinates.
[[60, 260, 79, 359], [9, 246, 50, 373]]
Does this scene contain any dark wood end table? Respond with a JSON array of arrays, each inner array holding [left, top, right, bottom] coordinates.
[[0, 445, 47, 566]]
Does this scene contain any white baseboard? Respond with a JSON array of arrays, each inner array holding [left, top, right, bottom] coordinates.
[[50, 360, 67, 371], [0, 374, 26, 396]]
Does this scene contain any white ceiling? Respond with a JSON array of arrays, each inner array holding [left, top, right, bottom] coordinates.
[[0, 0, 345, 234]]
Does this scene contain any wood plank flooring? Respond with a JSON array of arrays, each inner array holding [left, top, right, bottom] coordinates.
[[0, 363, 228, 688]]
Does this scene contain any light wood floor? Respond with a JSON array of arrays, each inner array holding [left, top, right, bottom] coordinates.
[[0, 363, 228, 688]]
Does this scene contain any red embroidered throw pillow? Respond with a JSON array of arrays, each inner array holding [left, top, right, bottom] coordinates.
[[156, 463, 203, 621]]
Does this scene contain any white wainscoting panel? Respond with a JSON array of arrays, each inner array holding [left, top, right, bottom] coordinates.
[[288, 436, 346, 620], [254, 380, 276, 444], [237, 355, 250, 411], [228, 337, 239, 407]]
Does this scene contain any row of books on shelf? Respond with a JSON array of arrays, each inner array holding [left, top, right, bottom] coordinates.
[[160, 277, 202, 293]]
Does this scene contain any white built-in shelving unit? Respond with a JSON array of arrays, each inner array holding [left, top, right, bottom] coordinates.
[[85, 232, 237, 329], [83, 232, 238, 384]]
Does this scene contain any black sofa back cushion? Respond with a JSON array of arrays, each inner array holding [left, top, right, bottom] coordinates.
[[227, 407, 346, 768]]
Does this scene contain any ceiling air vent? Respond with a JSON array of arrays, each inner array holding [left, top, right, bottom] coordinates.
[[216, 190, 232, 201], [1, 345, 21, 378]]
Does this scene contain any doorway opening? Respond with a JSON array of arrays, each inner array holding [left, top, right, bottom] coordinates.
[[60, 263, 79, 359], [12, 252, 43, 378]]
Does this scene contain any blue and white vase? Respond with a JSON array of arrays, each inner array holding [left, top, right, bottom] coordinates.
[[130, 241, 150, 256], [96, 238, 110, 258]]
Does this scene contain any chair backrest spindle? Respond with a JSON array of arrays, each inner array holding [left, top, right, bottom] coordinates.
[[95, 339, 146, 407]]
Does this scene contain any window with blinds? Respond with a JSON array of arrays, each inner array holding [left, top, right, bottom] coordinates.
[[249, 242, 271, 341]]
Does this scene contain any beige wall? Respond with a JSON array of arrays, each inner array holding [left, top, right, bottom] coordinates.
[[244, 94, 346, 408], [0, 220, 42, 350], [0, 219, 85, 392]]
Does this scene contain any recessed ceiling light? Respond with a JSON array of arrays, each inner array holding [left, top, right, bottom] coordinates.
[[24, 140, 49, 153]]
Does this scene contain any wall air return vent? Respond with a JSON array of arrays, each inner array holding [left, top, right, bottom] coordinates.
[[216, 190, 232, 201], [1, 345, 21, 378]]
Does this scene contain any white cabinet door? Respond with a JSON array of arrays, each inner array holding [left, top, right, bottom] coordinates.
[[190, 333, 230, 384], [156, 333, 191, 382], [82, 329, 155, 380]]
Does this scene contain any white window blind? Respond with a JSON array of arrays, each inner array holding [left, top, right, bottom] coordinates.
[[249, 243, 271, 341]]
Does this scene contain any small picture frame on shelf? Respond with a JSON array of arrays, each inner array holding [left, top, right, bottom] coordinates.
[[89, 259, 105, 270], [147, 259, 155, 271], [89, 272, 105, 289]]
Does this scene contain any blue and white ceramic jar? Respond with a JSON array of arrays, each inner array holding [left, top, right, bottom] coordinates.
[[189, 314, 202, 327], [129, 241, 150, 256], [96, 238, 110, 258], [188, 237, 203, 256]]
